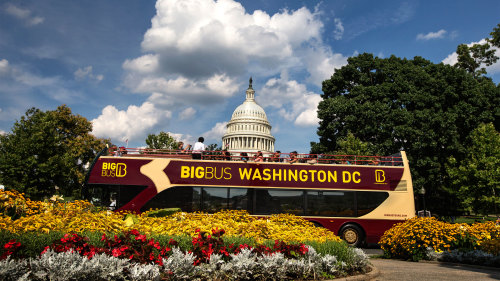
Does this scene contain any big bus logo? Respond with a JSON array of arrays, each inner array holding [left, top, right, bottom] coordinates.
[[102, 162, 127, 177], [375, 170, 386, 183]]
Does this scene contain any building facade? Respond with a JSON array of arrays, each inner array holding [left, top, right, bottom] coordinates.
[[222, 78, 275, 153]]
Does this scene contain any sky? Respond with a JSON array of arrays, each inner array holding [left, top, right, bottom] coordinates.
[[1, 0, 499, 153]]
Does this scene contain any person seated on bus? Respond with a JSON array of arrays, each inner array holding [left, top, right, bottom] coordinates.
[[119, 146, 127, 155], [371, 156, 381, 165], [223, 150, 231, 161], [240, 152, 249, 163], [289, 151, 298, 164], [177, 142, 185, 153], [307, 154, 318, 164], [271, 151, 282, 162], [254, 151, 264, 163]]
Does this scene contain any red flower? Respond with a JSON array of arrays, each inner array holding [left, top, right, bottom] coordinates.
[[135, 234, 147, 242]]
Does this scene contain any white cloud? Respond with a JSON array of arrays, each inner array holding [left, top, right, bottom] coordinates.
[[416, 29, 447, 41], [257, 72, 321, 127], [202, 121, 228, 143], [167, 132, 195, 146], [74, 66, 104, 82], [91, 102, 172, 143], [133, 74, 239, 106], [442, 39, 500, 74], [0, 129, 6, 135], [5, 3, 45, 26], [303, 45, 348, 85], [123, 54, 159, 74], [179, 107, 196, 120], [0, 58, 82, 104], [0, 59, 9, 75], [123, 0, 346, 106], [333, 18, 344, 40]]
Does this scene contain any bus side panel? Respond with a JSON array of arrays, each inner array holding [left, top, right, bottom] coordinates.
[[307, 218, 402, 244]]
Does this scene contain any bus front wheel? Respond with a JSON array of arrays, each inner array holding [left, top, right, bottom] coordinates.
[[340, 224, 364, 247]]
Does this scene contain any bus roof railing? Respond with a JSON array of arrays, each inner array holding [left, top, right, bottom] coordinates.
[[106, 147, 404, 166]]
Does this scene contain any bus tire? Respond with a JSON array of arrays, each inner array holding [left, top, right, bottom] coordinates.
[[340, 224, 364, 247]]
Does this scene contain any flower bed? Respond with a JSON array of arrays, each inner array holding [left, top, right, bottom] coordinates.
[[0, 189, 368, 280], [379, 217, 500, 261], [0, 190, 338, 243], [0, 228, 369, 280]]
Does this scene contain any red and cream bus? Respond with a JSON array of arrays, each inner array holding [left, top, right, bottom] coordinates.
[[83, 149, 415, 246]]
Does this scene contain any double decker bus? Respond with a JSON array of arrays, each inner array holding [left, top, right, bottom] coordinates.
[[83, 149, 415, 246]]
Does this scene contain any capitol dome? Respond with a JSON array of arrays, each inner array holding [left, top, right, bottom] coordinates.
[[222, 78, 275, 153]]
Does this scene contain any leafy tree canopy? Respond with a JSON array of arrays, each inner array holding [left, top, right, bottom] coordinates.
[[313, 53, 499, 215], [0, 105, 109, 199], [334, 132, 375, 156], [446, 123, 500, 215], [145, 132, 179, 150], [455, 23, 500, 77]]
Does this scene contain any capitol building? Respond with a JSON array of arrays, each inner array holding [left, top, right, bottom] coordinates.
[[222, 78, 275, 153]]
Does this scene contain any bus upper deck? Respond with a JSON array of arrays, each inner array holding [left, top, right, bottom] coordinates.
[[105, 147, 404, 166]]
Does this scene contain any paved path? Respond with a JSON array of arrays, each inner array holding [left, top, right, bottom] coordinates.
[[369, 258, 500, 281]]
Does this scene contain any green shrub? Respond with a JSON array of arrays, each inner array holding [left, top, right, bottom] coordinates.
[[305, 239, 352, 260]]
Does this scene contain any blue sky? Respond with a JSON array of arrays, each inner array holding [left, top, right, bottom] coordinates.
[[1, 0, 499, 153]]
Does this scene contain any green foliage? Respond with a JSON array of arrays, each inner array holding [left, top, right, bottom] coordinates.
[[146, 208, 182, 217], [455, 43, 498, 77], [0, 105, 109, 200], [446, 123, 500, 215], [145, 131, 179, 150], [488, 23, 500, 48], [314, 53, 499, 215], [455, 23, 500, 77], [335, 132, 375, 155]]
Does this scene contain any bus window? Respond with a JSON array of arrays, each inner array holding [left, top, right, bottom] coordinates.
[[306, 191, 355, 217], [356, 191, 389, 216], [140, 186, 199, 212], [202, 187, 229, 213], [229, 188, 252, 212], [255, 189, 304, 215], [86, 184, 146, 210]]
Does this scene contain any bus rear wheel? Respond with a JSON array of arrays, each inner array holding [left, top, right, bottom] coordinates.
[[340, 224, 364, 247]]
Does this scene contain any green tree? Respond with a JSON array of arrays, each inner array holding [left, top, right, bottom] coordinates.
[[487, 23, 500, 48], [334, 132, 375, 156], [0, 105, 108, 199], [446, 123, 500, 215], [313, 53, 499, 215], [455, 23, 500, 77], [455, 43, 498, 77], [145, 132, 179, 150]]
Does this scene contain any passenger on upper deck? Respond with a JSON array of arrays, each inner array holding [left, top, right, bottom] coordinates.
[[254, 151, 264, 163], [307, 154, 317, 165], [271, 151, 282, 162], [240, 152, 249, 163], [289, 151, 298, 164], [192, 137, 206, 160], [223, 150, 231, 161]]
